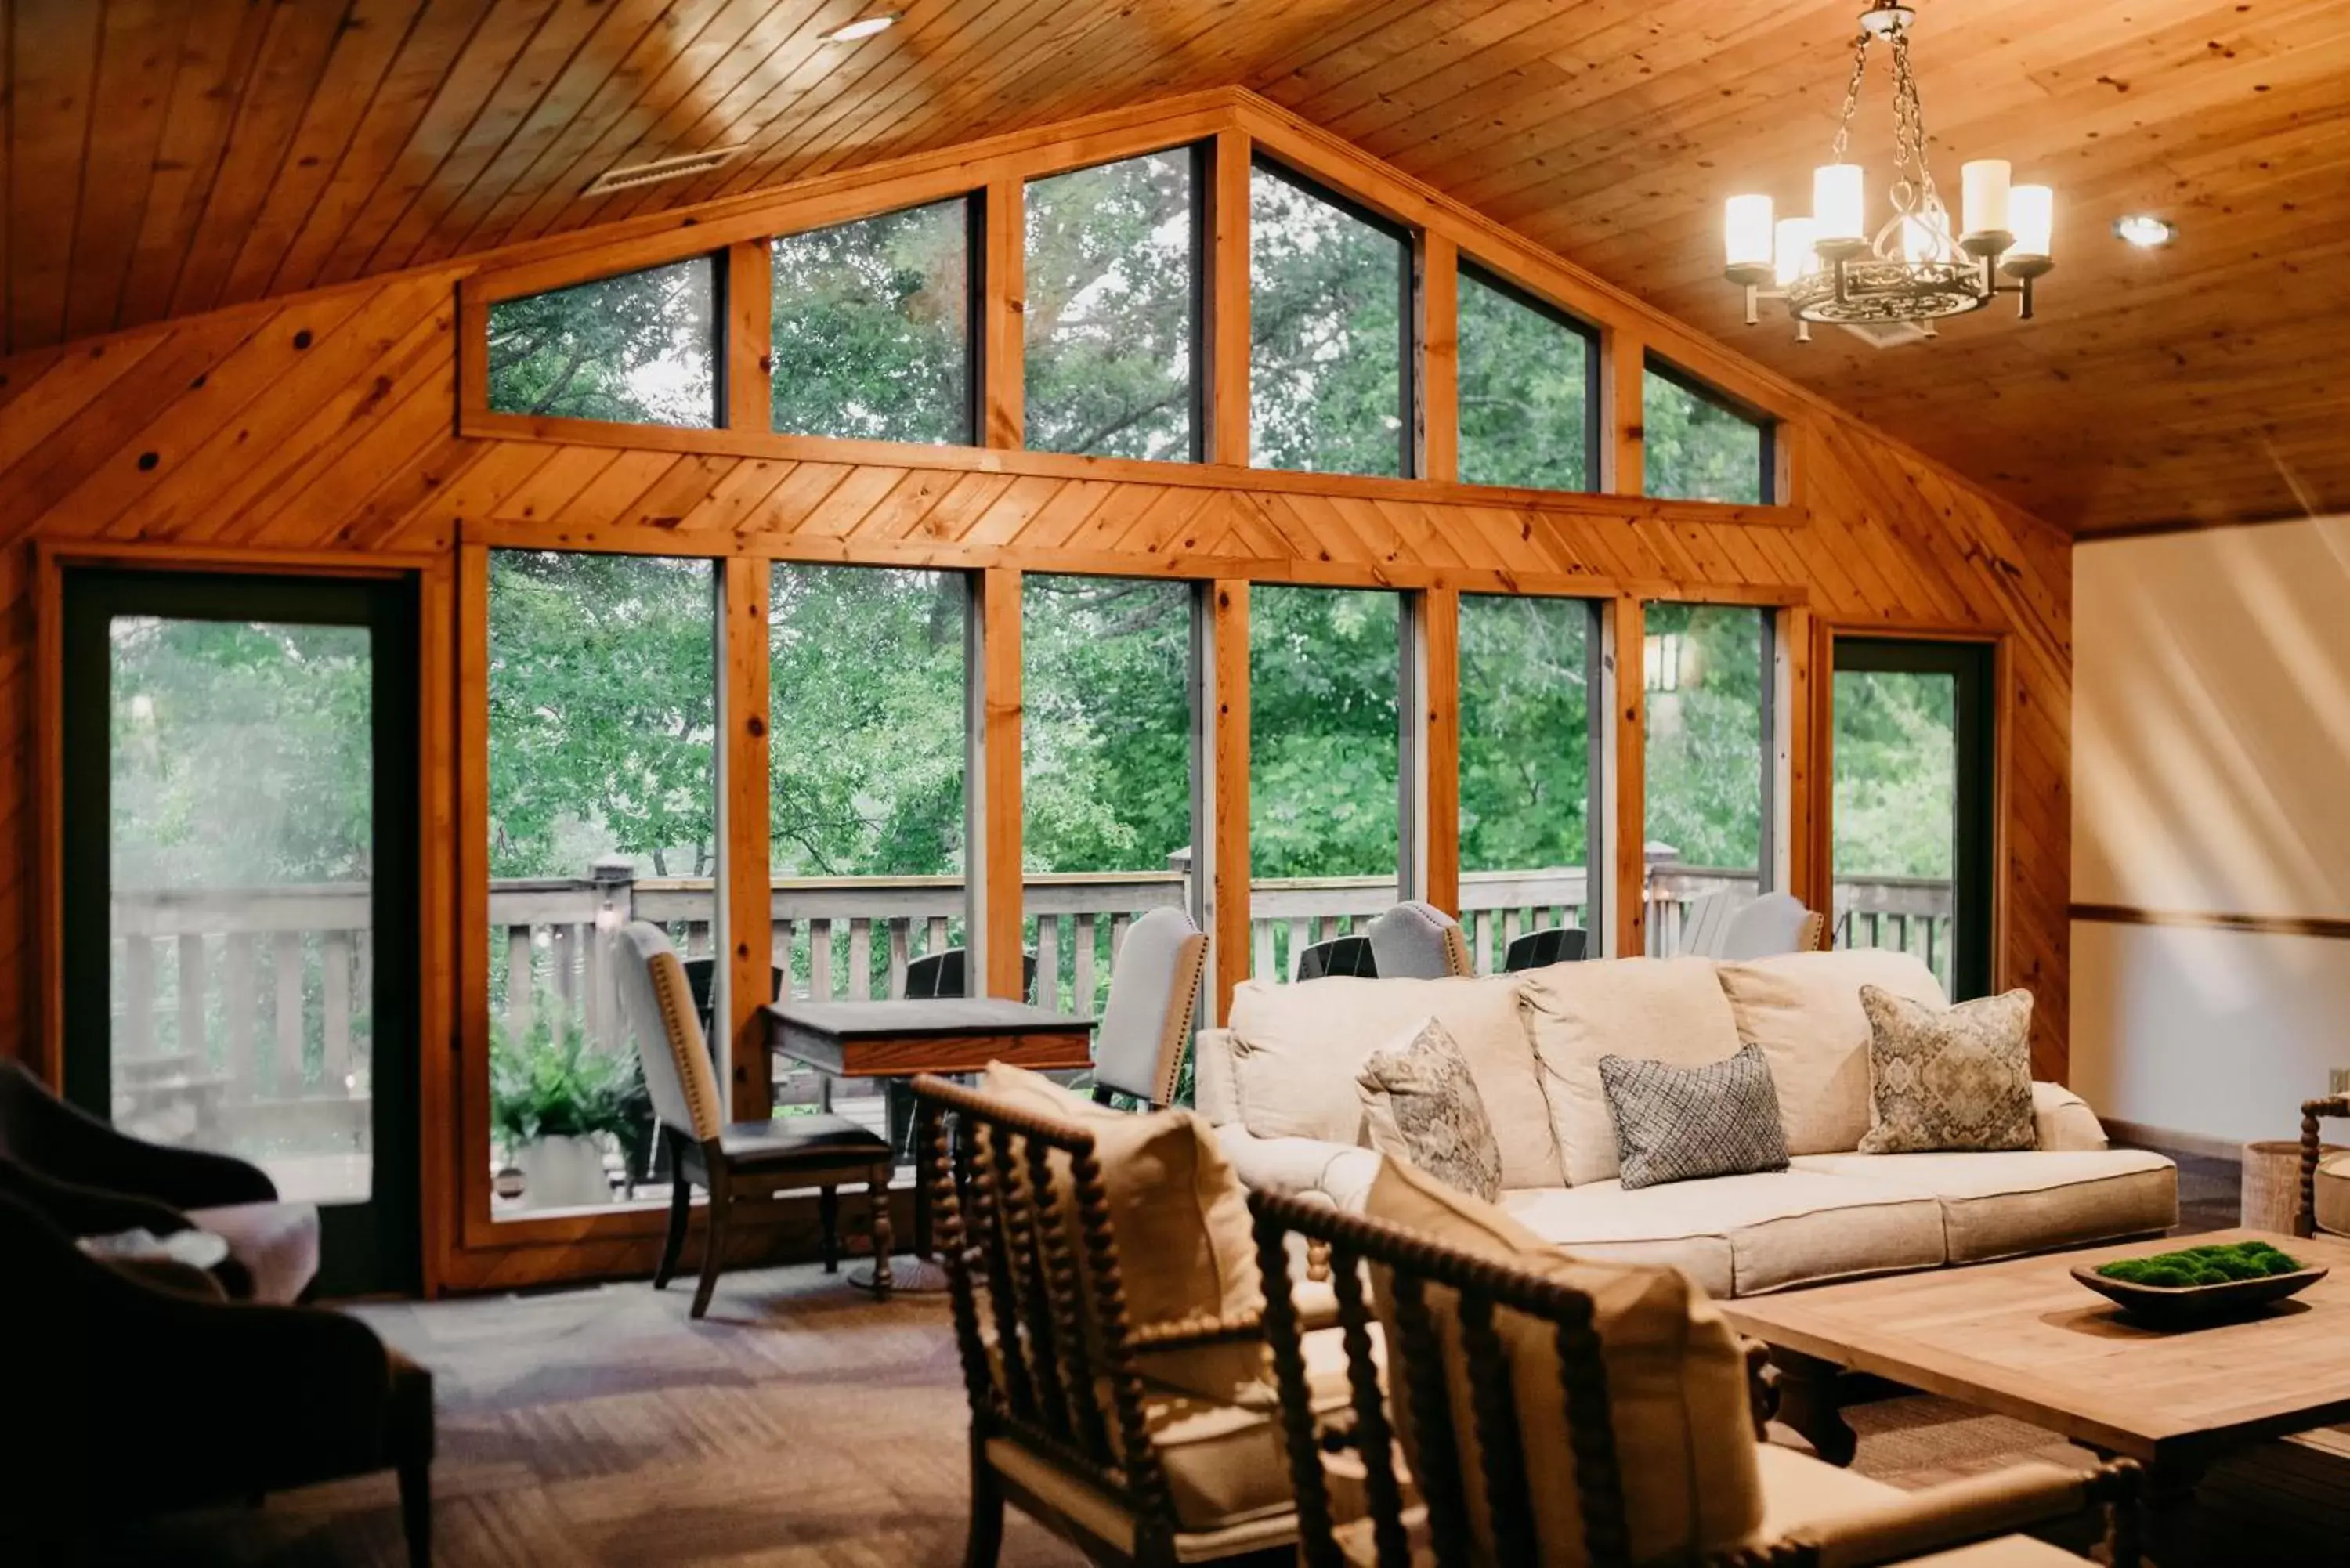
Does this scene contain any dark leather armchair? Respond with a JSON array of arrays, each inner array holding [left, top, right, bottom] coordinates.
[[0, 1187, 433, 1564], [0, 1059, 320, 1302]]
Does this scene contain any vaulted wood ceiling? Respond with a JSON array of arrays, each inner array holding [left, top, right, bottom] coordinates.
[[5, 0, 2343, 534]]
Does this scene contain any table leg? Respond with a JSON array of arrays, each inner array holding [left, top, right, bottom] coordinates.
[[851, 1076, 949, 1295], [2140, 1455, 2207, 1568], [1771, 1349, 1858, 1467]]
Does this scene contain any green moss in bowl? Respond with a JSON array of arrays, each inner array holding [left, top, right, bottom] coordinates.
[[2095, 1241, 2305, 1288]]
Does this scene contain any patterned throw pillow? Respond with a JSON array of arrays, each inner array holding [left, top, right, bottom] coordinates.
[[1356, 1018, 1504, 1202], [1596, 1042, 1791, 1190], [1858, 985, 2037, 1154]]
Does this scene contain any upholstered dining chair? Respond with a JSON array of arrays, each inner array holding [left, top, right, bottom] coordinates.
[[911, 1071, 1308, 1568], [1089, 906, 1209, 1109], [1249, 1180, 2146, 1568], [1365, 901, 1472, 980], [615, 921, 895, 1318], [1719, 892, 1828, 961]]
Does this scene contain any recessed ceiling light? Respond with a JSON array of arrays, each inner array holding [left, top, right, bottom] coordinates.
[[819, 12, 899, 42], [2113, 214, 2175, 247]]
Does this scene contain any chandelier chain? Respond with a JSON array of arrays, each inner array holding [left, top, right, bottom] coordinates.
[[1888, 30, 1943, 217], [1829, 29, 1871, 163]]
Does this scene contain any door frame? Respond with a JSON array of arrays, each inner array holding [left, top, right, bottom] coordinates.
[[34, 540, 452, 1295], [1808, 619, 2008, 999]]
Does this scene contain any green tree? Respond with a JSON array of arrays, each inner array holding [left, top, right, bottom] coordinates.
[[1832, 669, 1956, 879], [486, 258, 714, 427], [1643, 602, 1765, 869], [1459, 595, 1592, 873], [1249, 167, 1407, 478], [1250, 587, 1401, 879], [770, 199, 970, 444], [1643, 368, 1766, 504], [1457, 272, 1593, 491], [1021, 575, 1192, 872]]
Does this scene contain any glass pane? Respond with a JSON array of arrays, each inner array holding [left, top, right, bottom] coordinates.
[[1250, 586, 1399, 981], [1643, 364, 1766, 503], [1459, 595, 1595, 972], [486, 257, 717, 428], [771, 198, 971, 444], [1023, 576, 1193, 1017], [1833, 667, 1958, 992], [1643, 602, 1765, 956], [109, 617, 374, 1205], [486, 552, 714, 1214], [1458, 270, 1593, 490], [1249, 164, 1407, 477], [1025, 150, 1196, 461]]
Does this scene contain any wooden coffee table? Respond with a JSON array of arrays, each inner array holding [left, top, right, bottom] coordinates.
[[1723, 1228, 2350, 1559]]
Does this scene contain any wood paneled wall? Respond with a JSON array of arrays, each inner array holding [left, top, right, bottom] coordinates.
[[0, 91, 2073, 1289]]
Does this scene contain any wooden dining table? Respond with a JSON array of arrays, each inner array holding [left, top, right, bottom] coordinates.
[[766, 996, 1094, 1292]]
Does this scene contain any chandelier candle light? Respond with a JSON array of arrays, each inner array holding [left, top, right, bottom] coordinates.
[[1723, 1, 2053, 341]]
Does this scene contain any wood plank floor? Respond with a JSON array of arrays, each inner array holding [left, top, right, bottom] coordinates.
[[63, 1166, 2350, 1566]]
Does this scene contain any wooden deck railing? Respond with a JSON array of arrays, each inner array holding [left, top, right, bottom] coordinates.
[[109, 861, 1953, 1150]]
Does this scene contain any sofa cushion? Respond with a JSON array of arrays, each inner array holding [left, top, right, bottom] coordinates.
[[1860, 987, 2037, 1154], [1226, 975, 1563, 1190], [1365, 1159, 1766, 1563], [1519, 957, 1746, 1185], [1715, 948, 1948, 1155], [1356, 1018, 1503, 1201], [1497, 1170, 1947, 1298], [1791, 1150, 2178, 1263], [1599, 1042, 1791, 1190], [186, 1201, 320, 1305], [977, 1063, 1263, 1402]]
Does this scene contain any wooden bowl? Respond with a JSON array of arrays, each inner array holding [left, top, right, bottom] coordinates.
[[2071, 1261, 2327, 1328]]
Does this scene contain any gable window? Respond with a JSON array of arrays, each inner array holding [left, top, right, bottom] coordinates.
[[770, 197, 976, 445], [1025, 149, 1202, 461], [1456, 262, 1599, 492], [1643, 356, 1773, 504], [486, 257, 717, 428], [1249, 159, 1412, 479]]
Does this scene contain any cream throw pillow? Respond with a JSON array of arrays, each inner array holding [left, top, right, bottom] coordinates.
[[976, 1062, 1264, 1401], [1856, 987, 2037, 1154], [1517, 957, 1746, 1185], [1355, 1017, 1504, 1202], [1363, 1159, 1766, 1563], [1715, 948, 1948, 1154], [1226, 974, 1564, 1189]]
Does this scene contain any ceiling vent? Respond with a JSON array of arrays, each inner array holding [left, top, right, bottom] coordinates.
[[1838, 318, 1937, 349], [583, 146, 745, 197]]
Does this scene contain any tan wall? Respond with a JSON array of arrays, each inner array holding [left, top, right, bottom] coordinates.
[[2073, 516, 2350, 1144]]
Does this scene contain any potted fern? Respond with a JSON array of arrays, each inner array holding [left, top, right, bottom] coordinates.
[[490, 1005, 639, 1209]]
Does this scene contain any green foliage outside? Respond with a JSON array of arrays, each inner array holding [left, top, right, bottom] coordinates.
[[1643, 368, 1766, 504], [1249, 165, 1406, 478], [1457, 271, 1593, 491], [1459, 595, 1590, 873], [1025, 151, 1195, 460], [770, 199, 970, 444], [1022, 576, 1191, 873], [486, 258, 715, 427], [489, 1003, 639, 1147], [1250, 587, 1401, 880], [1643, 603, 1763, 869], [2096, 1241, 2304, 1288], [1833, 669, 1957, 880]]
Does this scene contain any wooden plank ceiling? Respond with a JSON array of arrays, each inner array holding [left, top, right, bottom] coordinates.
[[3, 0, 2342, 535]]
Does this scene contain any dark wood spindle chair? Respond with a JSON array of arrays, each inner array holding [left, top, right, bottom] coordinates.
[[1248, 1187, 2146, 1568], [910, 1073, 1300, 1568]]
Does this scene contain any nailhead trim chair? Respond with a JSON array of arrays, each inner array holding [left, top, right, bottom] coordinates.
[[1249, 1187, 2144, 1568], [615, 921, 895, 1318], [2298, 1094, 2350, 1240], [1089, 906, 1209, 1110], [1365, 902, 1473, 981]]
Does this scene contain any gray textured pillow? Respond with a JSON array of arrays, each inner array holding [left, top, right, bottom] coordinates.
[[1356, 1018, 1504, 1202], [1596, 1043, 1790, 1190], [1859, 985, 2036, 1154]]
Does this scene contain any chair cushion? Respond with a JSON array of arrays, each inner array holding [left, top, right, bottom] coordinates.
[[1355, 1018, 1503, 1202], [2317, 1150, 2350, 1237], [1791, 1150, 2178, 1263], [1518, 957, 1746, 1185], [978, 1063, 1264, 1404], [186, 1201, 320, 1305], [1715, 948, 1949, 1155], [1860, 986, 2037, 1154], [714, 1115, 890, 1164], [1749, 1445, 2095, 1566], [1364, 1159, 1766, 1563], [1498, 1170, 1947, 1298], [1225, 975, 1562, 1190]]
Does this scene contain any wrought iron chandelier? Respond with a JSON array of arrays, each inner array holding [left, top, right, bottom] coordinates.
[[1723, 1, 2054, 341]]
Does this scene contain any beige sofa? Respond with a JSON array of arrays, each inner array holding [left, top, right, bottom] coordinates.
[[1193, 948, 2178, 1299]]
